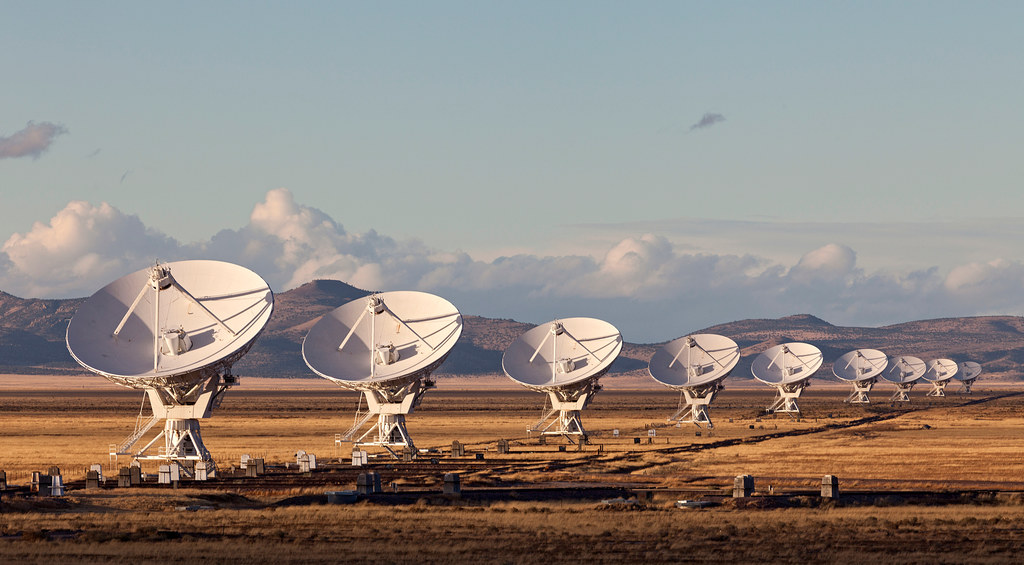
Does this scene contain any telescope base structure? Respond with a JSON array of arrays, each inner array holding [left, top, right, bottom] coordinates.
[[669, 383, 723, 429], [110, 374, 234, 478], [959, 379, 977, 394], [767, 382, 808, 415], [926, 381, 949, 397], [529, 383, 600, 445], [845, 378, 876, 404], [891, 383, 915, 403], [343, 379, 432, 459]]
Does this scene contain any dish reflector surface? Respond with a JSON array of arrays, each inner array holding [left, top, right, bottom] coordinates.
[[881, 356, 926, 384], [503, 318, 622, 391], [66, 260, 273, 388], [923, 358, 959, 383], [751, 342, 823, 385], [955, 361, 982, 381], [302, 291, 462, 389], [833, 349, 888, 383], [649, 334, 739, 388]]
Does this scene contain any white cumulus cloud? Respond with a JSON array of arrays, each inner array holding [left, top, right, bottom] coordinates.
[[1, 201, 180, 297], [3, 189, 1024, 341]]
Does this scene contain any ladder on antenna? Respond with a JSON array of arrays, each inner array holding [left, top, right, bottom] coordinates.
[[340, 410, 376, 442], [114, 413, 161, 455], [529, 407, 559, 433]]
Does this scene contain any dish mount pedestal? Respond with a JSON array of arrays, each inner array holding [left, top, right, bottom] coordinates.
[[767, 381, 809, 414], [112, 374, 236, 477], [846, 378, 876, 404], [670, 382, 724, 428], [345, 379, 433, 457], [529, 381, 601, 444]]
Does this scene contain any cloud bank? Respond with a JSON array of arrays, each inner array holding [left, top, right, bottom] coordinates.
[[3, 188, 1024, 342], [0, 121, 68, 159]]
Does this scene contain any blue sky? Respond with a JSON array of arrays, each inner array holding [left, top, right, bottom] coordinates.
[[3, 2, 1024, 342]]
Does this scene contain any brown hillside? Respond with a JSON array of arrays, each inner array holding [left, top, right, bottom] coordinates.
[[1, 283, 1022, 380]]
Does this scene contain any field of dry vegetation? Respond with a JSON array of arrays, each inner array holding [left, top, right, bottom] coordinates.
[[3, 375, 1024, 563]]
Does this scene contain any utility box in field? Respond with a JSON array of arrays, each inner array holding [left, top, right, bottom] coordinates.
[[733, 475, 754, 498]]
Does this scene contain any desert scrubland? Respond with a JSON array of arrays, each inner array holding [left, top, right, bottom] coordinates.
[[3, 374, 1024, 563]]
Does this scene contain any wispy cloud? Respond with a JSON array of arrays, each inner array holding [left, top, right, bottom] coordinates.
[[0, 121, 68, 160], [3, 189, 1023, 341], [689, 112, 725, 130]]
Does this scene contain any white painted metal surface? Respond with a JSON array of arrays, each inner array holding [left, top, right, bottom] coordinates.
[[833, 349, 888, 382], [649, 334, 740, 388], [648, 334, 739, 428], [923, 358, 959, 383], [881, 356, 926, 384], [923, 358, 959, 397], [302, 292, 462, 390], [66, 260, 273, 477], [955, 361, 982, 382], [67, 260, 273, 389], [302, 291, 462, 457], [751, 342, 822, 414], [751, 343, 823, 386], [833, 348, 888, 404], [503, 318, 622, 442], [954, 361, 983, 394], [881, 355, 926, 402], [502, 318, 622, 391]]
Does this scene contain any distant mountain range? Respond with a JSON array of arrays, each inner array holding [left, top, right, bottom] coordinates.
[[2, 280, 1022, 380]]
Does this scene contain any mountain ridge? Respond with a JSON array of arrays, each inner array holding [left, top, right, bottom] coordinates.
[[1, 281, 1021, 380]]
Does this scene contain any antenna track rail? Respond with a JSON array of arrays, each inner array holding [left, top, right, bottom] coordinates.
[[536, 390, 1024, 473]]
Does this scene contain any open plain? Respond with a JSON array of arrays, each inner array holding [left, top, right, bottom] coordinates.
[[3, 375, 1024, 563]]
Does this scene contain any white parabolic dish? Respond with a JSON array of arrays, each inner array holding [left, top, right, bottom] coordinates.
[[502, 317, 622, 391], [66, 260, 274, 389], [881, 356, 926, 384], [649, 334, 740, 389], [923, 358, 959, 383], [751, 342, 823, 385], [955, 361, 982, 381], [302, 291, 463, 390], [833, 349, 888, 383]]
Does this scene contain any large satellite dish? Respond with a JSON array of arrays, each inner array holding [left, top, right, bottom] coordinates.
[[880, 355, 926, 402], [954, 361, 983, 394], [750, 342, 822, 414], [66, 261, 273, 477], [648, 334, 739, 428], [302, 291, 462, 457], [832, 349, 888, 404], [922, 358, 959, 397], [503, 318, 622, 443]]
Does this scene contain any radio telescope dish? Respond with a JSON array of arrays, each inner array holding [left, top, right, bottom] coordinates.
[[648, 334, 739, 428], [880, 355, 926, 402], [503, 318, 622, 443], [751, 342, 822, 414], [66, 260, 273, 476], [302, 291, 462, 457], [923, 358, 959, 397], [954, 361, 982, 394], [833, 349, 888, 404]]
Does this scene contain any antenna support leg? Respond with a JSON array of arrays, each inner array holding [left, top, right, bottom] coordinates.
[[530, 389, 595, 444], [846, 378, 876, 404], [926, 381, 948, 397], [669, 383, 722, 428], [891, 383, 915, 403], [111, 374, 235, 477], [768, 382, 808, 414], [348, 379, 430, 458]]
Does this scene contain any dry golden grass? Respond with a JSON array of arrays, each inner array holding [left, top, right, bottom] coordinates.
[[4, 376, 1024, 562], [4, 496, 1024, 563]]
